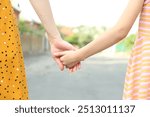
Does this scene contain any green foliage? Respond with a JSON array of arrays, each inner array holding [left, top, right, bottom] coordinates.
[[19, 21, 31, 34], [116, 34, 136, 52], [124, 34, 136, 50], [76, 26, 98, 47], [59, 25, 104, 47], [65, 34, 79, 45], [18, 20, 45, 37]]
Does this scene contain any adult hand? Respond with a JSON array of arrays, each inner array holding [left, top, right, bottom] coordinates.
[[50, 38, 80, 71]]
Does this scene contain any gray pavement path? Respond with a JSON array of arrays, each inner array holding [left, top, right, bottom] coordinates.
[[24, 52, 128, 100]]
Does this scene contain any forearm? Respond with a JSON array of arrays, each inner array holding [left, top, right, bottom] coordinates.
[[78, 0, 144, 61], [29, 0, 61, 43], [78, 27, 126, 60]]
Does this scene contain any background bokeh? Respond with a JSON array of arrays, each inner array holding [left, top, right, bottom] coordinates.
[[11, 0, 138, 100]]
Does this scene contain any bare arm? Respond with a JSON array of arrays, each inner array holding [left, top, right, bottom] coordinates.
[[54, 0, 145, 67], [78, 0, 144, 60], [29, 0, 60, 43], [29, 0, 80, 71]]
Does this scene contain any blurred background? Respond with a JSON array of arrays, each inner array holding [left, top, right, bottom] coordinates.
[[11, 0, 138, 100]]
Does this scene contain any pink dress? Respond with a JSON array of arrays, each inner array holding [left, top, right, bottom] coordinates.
[[123, 0, 150, 99]]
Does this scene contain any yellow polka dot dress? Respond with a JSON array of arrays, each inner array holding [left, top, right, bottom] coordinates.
[[0, 0, 29, 100]]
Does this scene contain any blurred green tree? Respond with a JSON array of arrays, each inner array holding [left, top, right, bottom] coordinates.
[[116, 34, 136, 52], [19, 20, 45, 37], [59, 25, 103, 47]]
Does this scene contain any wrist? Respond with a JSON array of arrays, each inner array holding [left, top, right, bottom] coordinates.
[[75, 49, 86, 61], [48, 34, 62, 45]]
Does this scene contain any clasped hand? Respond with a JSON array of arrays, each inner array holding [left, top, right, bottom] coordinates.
[[50, 39, 81, 72]]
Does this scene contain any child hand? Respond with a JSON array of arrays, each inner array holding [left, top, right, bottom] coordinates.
[[54, 50, 82, 69], [66, 62, 81, 72]]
